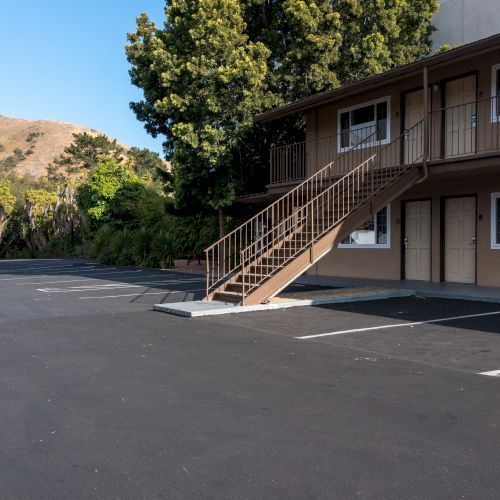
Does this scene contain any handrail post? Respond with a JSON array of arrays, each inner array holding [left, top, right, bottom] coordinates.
[[241, 250, 245, 306], [205, 250, 209, 300], [422, 66, 429, 177], [269, 148, 273, 184]]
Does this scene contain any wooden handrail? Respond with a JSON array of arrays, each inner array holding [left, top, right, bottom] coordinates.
[[237, 120, 425, 298], [204, 127, 381, 297]]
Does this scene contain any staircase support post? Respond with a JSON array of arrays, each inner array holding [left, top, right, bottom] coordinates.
[[309, 205, 314, 263], [241, 250, 245, 306], [422, 66, 429, 180]]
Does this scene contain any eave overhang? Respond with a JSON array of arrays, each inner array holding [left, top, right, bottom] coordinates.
[[254, 33, 500, 124]]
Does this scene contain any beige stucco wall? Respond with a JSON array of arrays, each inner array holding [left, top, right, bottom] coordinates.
[[302, 48, 500, 287], [305, 48, 500, 175], [309, 169, 500, 287]]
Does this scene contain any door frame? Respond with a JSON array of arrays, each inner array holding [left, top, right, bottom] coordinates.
[[440, 71, 479, 158], [439, 194, 478, 283], [401, 198, 433, 280]]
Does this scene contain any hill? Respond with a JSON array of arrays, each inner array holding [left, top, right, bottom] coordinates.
[[0, 115, 130, 178]]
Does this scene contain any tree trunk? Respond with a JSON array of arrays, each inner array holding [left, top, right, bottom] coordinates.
[[219, 208, 225, 239]]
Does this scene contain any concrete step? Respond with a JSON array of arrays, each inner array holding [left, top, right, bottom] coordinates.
[[213, 290, 242, 304]]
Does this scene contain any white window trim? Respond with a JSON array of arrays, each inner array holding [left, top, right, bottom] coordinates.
[[337, 96, 391, 153], [491, 192, 500, 249], [490, 63, 500, 123], [338, 205, 391, 249]]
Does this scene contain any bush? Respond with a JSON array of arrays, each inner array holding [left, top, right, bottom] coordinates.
[[90, 224, 115, 262], [152, 229, 178, 269], [26, 132, 41, 142], [37, 236, 82, 258], [133, 227, 154, 267], [109, 228, 135, 266]]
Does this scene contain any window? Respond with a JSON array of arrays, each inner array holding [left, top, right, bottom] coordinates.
[[339, 206, 391, 248], [339, 98, 390, 151], [491, 64, 500, 122], [491, 193, 500, 249]]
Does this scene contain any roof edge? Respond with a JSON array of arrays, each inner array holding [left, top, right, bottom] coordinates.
[[254, 33, 500, 123]]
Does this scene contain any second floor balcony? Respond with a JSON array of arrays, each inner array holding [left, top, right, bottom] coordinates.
[[268, 95, 500, 187]]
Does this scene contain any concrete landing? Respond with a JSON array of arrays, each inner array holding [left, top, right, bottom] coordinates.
[[153, 290, 414, 317]]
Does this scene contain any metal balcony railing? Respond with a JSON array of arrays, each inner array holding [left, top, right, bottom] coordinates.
[[269, 95, 500, 186], [269, 124, 384, 185]]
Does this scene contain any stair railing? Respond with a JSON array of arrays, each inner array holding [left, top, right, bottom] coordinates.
[[205, 127, 382, 299], [239, 120, 425, 303], [269, 123, 382, 185]]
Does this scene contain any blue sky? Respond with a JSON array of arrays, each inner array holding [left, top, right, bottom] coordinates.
[[0, 0, 166, 154]]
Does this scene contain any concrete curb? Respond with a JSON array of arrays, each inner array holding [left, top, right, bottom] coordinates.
[[153, 286, 500, 318], [417, 290, 500, 304], [153, 290, 415, 318]]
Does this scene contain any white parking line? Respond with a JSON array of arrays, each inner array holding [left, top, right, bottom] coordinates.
[[37, 278, 205, 293], [0, 268, 151, 281], [0, 263, 95, 272], [478, 369, 500, 377], [16, 273, 199, 286], [38, 284, 144, 293], [296, 311, 500, 340], [79, 288, 205, 299], [0, 267, 115, 280]]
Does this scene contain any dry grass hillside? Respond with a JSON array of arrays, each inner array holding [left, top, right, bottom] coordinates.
[[0, 115, 130, 178]]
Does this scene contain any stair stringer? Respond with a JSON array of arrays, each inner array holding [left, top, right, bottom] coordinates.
[[241, 166, 424, 305]]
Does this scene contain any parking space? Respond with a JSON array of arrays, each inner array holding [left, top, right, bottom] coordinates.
[[204, 296, 500, 377], [1, 259, 500, 498], [0, 259, 208, 323]]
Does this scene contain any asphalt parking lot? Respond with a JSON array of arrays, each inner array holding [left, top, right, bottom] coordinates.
[[1, 259, 500, 499]]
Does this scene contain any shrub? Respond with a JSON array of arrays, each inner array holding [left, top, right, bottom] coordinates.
[[109, 228, 135, 266], [90, 224, 115, 261], [26, 132, 41, 142], [77, 159, 144, 226], [133, 226, 154, 267], [152, 229, 178, 269]]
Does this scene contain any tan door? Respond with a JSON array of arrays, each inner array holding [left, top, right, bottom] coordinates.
[[404, 90, 424, 164], [405, 200, 431, 281], [445, 75, 476, 157], [445, 197, 476, 283]]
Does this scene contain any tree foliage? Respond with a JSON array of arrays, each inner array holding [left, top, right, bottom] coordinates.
[[76, 159, 144, 225], [0, 180, 16, 216], [127, 147, 173, 192], [48, 132, 124, 181], [126, 0, 438, 210], [126, 0, 274, 211], [334, 0, 438, 84], [0, 179, 16, 243], [23, 189, 58, 252]]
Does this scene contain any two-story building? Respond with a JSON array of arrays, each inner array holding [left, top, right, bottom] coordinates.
[[205, 34, 500, 305]]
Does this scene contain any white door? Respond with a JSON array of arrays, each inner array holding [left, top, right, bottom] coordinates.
[[404, 90, 425, 164], [405, 200, 431, 281], [445, 75, 476, 157], [445, 197, 476, 284]]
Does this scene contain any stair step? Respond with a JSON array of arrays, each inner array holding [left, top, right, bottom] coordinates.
[[225, 282, 244, 293], [213, 291, 243, 304]]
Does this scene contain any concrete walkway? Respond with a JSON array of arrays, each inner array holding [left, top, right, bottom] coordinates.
[[154, 275, 500, 318], [297, 275, 500, 302]]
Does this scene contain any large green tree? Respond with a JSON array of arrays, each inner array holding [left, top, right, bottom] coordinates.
[[126, 0, 438, 209], [243, 0, 438, 95], [334, 0, 438, 84], [126, 0, 273, 212]]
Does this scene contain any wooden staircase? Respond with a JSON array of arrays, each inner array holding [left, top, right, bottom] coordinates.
[[205, 121, 425, 305]]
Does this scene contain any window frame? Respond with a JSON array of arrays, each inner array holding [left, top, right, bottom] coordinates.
[[490, 63, 500, 123], [337, 96, 391, 153], [491, 192, 500, 249], [338, 205, 392, 249]]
